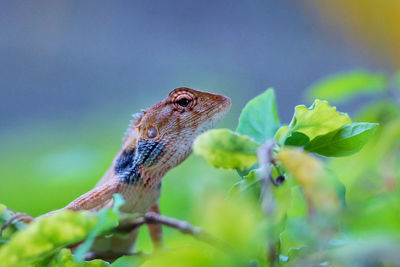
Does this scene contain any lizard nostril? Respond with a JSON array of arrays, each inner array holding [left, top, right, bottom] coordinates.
[[147, 127, 158, 139]]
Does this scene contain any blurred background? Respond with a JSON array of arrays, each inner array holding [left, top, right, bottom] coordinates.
[[1, 0, 399, 252]]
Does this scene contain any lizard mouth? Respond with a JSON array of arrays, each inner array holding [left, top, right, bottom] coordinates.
[[206, 94, 232, 118], [200, 94, 232, 130]]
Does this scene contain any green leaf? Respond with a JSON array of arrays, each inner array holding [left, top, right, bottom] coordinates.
[[271, 174, 292, 226], [74, 194, 126, 261], [279, 219, 310, 263], [307, 70, 387, 103], [0, 204, 29, 240], [290, 100, 351, 140], [274, 126, 291, 146], [199, 195, 266, 261], [111, 254, 147, 267], [286, 186, 307, 218], [49, 248, 109, 267], [0, 210, 98, 266], [236, 88, 280, 143], [230, 170, 262, 196], [193, 129, 259, 169], [284, 132, 310, 147], [236, 163, 258, 178], [304, 123, 378, 157]]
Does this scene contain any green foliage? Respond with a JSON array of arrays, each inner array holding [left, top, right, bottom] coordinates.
[[307, 70, 387, 103], [0, 205, 28, 240], [192, 83, 388, 266], [48, 249, 109, 267], [144, 196, 267, 267], [0, 194, 125, 266], [193, 129, 259, 169], [274, 100, 376, 158], [304, 122, 378, 157], [0, 210, 98, 266], [236, 88, 280, 143], [4, 70, 400, 266], [230, 170, 261, 196], [283, 131, 310, 147], [73, 194, 126, 261], [289, 100, 351, 140], [277, 148, 340, 212]]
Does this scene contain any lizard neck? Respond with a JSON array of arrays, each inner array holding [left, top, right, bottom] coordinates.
[[115, 131, 194, 186]]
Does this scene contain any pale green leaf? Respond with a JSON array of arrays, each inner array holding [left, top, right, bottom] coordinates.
[[236, 163, 258, 178], [0, 210, 97, 266], [290, 100, 351, 140], [193, 129, 259, 169], [111, 254, 147, 267], [237, 88, 280, 143], [48, 248, 109, 267], [305, 123, 378, 157], [307, 70, 387, 103], [199, 196, 266, 259], [230, 170, 262, 196], [274, 126, 291, 146], [74, 194, 126, 261]]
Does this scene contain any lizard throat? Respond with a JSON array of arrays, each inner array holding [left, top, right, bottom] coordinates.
[[114, 140, 166, 185]]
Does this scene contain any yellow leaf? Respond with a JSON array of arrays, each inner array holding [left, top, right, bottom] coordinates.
[[277, 148, 339, 212]]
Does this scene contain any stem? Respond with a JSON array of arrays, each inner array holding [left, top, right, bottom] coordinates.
[[257, 140, 276, 214], [116, 212, 229, 251], [257, 140, 281, 265]]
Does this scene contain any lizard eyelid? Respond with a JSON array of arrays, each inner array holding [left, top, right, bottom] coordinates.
[[174, 93, 195, 109]]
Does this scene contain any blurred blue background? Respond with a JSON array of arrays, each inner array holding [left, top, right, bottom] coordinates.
[[0, 0, 393, 251], [0, 1, 384, 130]]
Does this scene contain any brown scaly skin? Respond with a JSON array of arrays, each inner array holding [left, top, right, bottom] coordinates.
[[49, 87, 231, 254]]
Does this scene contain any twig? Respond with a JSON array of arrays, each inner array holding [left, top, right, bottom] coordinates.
[[116, 212, 229, 251], [0, 211, 33, 236], [82, 212, 231, 262]]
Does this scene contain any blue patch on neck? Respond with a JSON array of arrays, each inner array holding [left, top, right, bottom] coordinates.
[[115, 140, 165, 184]]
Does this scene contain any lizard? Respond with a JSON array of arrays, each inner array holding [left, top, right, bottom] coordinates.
[[7, 87, 231, 257]]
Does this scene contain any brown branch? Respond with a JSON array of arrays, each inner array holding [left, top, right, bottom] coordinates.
[[116, 212, 229, 250], [0, 211, 33, 236], [83, 213, 231, 262]]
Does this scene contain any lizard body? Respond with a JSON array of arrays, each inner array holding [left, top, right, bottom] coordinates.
[[62, 87, 231, 253]]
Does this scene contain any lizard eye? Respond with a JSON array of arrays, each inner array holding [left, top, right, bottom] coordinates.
[[172, 91, 195, 110], [176, 98, 191, 107]]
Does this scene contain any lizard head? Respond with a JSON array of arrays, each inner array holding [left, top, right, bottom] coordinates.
[[142, 87, 231, 142], [116, 87, 231, 184], [135, 87, 231, 167], [138, 87, 232, 142]]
